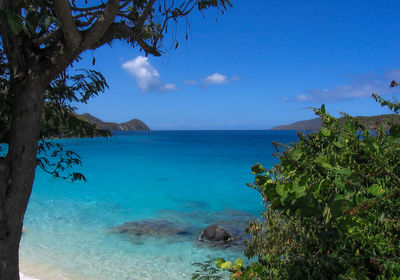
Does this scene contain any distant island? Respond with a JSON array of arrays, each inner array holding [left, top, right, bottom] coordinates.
[[78, 113, 150, 131], [271, 114, 400, 131]]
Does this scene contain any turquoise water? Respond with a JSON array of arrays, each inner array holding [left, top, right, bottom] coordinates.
[[21, 130, 297, 280]]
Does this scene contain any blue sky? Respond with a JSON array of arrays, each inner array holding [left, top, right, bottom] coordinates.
[[74, 0, 400, 130]]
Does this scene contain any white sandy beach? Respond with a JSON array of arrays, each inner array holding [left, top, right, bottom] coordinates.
[[20, 259, 97, 280], [20, 273, 40, 280]]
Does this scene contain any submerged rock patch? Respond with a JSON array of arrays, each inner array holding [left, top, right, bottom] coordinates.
[[112, 219, 193, 237]]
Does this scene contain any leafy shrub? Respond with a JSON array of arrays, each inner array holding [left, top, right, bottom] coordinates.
[[196, 91, 400, 280], [192, 257, 230, 280], [243, 94, 400, 279]]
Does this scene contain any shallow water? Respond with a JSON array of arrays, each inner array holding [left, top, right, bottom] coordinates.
[[21, 130, 297, 280]]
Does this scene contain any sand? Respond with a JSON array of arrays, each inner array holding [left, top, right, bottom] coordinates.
[[20, 272, 40, 280]]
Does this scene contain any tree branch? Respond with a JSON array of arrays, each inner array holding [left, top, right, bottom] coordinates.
[[89, 22, 160, 56], [70, 2, 106, 12], [136, 0, 156, 28], [54, 0, 81, 48], [152, 1, 195, 50], [82, 0, 121, 49], [32, 29, 62, 45], [74, 14, 100, 28]]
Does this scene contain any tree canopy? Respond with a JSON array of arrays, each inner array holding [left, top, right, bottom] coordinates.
[[0, 1, 231, 279]]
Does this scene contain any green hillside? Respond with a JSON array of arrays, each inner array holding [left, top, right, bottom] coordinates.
[[271, 114, 400, 131]]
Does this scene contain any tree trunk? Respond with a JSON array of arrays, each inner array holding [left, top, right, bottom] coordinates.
[[0, 78, 44, 280]]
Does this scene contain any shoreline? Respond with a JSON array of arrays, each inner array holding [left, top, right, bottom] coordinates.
[[20, 273, 40, 280], [20, 259, 97, 280]]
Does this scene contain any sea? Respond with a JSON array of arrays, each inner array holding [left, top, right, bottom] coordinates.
[[20, 130, 298, 280]]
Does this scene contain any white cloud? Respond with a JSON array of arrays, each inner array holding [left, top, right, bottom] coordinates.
[[296, 94, 313, 101], [183, 73, 238, 87], [204, 73, 228, 84], [295, 82, 389, 102], [184, 80, 197, 85], [122, 56, 161, 92], [282, 70, 400, 103], [122, 56, 177, 92], [160, 83, 178, 91]]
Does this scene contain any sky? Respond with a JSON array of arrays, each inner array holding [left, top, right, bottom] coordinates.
[[73, 0, 400, 130]]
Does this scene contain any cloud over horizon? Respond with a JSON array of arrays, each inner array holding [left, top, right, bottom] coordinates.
[[122, 56, 177, 92], [204, 73, 229, 84], [283, 70, 400, 103], [183, 73, 239, 88], [160, 83, 178, 91]]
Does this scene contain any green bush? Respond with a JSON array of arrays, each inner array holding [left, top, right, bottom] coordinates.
[[196, 92, 400, 280], [243, 94, 400, 279]]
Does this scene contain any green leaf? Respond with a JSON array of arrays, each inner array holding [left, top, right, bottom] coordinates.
[[292, 181, 306, 198], [265, 188, 278, 200], [333, 141, 344, 148], [280, 194, 289, 205], [337, 168, 352, 176], [255, 175, 267, 186], [344, 120, 356, 133], [215, 258, 225, 269], [323, 205, 332, 223], [276, 183, 288, 197], [299, 175, 308, 186], [220, 261, 232, 269], [310, 182, 321, 195], [291, 148, 302, 160], [368, 184, 385, 197], [329, 195, 349, 217], [345, 181, 355, 193], [295, 193, 320, 217], [389, 124, 400, 137], [270, 197, 282, 209], [315, 156, 333, 170], [233, 258, 244, 269], [320, 127, 331, 137], [251, 163, 265, 174], [334, 176, 345, 190], [321, 161, 333, 170]]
